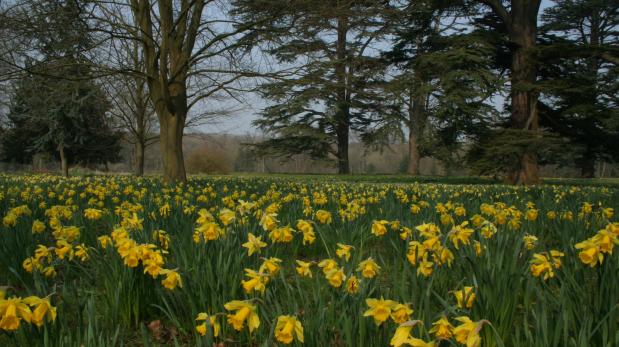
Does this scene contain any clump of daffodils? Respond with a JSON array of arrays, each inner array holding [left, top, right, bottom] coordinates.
[[530, 250, 565, 280], [574, 223, 618, 267]]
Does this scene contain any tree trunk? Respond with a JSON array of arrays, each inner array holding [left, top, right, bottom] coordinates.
[[506, 0, 541, 185], [58, 143, 69, 177], [135, 141, 145, 176], [336, 122, 350, 174], [407, 130, 420, 175], [578, 155, 595, 178], [407, 92, 426, 175], [334, 13, 350, 175], [159, 112, 187, 183], [132, 0, 199, 184]]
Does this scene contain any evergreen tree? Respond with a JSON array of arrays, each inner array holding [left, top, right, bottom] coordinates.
[[1, 0, 121, 175], [234, 0, 389, 174], [538, 0, 619, 177], [376, 1, 500, 174], [1, 68, 122, 174], [474, 0, 545, 184]]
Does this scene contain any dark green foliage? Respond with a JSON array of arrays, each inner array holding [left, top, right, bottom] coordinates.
[[0, 0, 122, 168], [466, 129, 568, 177], [375, 1, 501, 166], [233, 0, 389, 173], [537, 0, 619, 176], [1, 70, 122, 166]]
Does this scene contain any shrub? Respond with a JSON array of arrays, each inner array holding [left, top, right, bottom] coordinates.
[[185, 144, 232, 174]]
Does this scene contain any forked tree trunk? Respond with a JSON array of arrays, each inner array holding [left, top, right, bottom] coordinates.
[[131, 0, 202, 183], [158, 111, 186, 183], [58, 143, 69, 177], [505, 0, 541, 185]]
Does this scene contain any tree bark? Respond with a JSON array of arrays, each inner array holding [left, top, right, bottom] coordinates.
[[334, 12, 350, 175], [336, 122, 350, 174], [578, 155, 596, 178], [58, 143, 69, 177], [576, 13, 600, 180], [407, 92, 426, 175], [132, 0, 203, 183], [158, 111, 186, 183], [408, 130, 420, 175], [134, 63, 148, 177], [505, 0, 542, 185], [135, 141, 145, 176]]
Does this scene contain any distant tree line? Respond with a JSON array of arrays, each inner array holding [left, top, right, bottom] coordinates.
[[0, 0, 616, 184]]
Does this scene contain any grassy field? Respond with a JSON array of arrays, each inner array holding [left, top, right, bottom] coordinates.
[[0, 173, 618, 346]]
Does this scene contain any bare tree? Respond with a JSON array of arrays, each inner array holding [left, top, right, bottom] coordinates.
[[103, 34, 157, 176], [94, 0, 260, 182]]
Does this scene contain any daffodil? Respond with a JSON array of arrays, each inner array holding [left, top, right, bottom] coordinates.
[[523, 234, 538, 250], [260, 212, 279, 231], [417, 254, 434, 277], [97, 235, 112, 249], [74, 244, 89, 262], [575, 239, 603, 266], [159, 269, 182, 290], [453, 286, 476, 309], [224, 300, 260, 332], [31, 220, 46, 234], [325, 267, 346, 288], [22, 296, 56, 327], [372, 220, 389, 237], [336, 243, 353, 261], [530, 251, 563, 280], [242, 233, 268, 256], [296, 219, 316, 244], [390, 324, 412, 347], [363, 298, 397, 325], [295, 260, 313, 277], [219, 208, 236, 226], [429, 316, 453, 340], [345, 275, 360, 294], [274, 315, 304, 344], [259, 257, 282, 276], [34, 245, 50, 262], [54, 239, 73, 260], [315, 210, 332, 224], [241, 269, 268, 294], [390, 303, 413, 324], [453, 316, 486, 347], [143, 250, 165, 278], [390, 321, 434, 347], [0, 297, 32, 331], [318, 258, 338, 274], [449, 222, 474, 249], [195, 312, 220, 337], [357, 257, 380, 278], [83, 208, 103, 220], [269, 226, 294, 243]]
